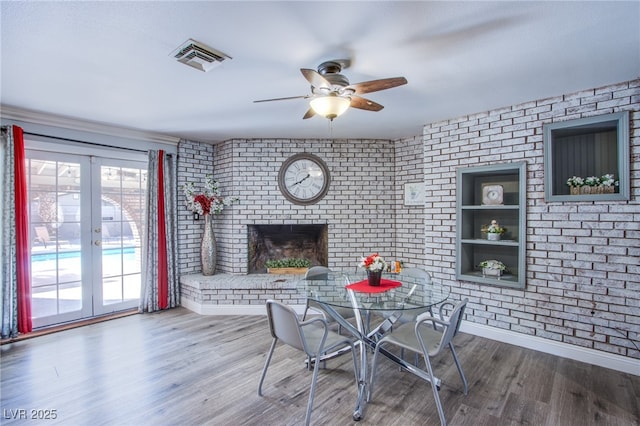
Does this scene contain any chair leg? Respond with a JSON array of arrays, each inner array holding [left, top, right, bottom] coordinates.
[[258, 338, 277, 396], [449, 342, 468, 395], [305, 348, 323, 426], [423, 355, 447, 426]]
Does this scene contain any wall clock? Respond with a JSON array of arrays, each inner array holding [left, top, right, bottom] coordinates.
[[482, 184, 504, 205], [278, 153, 330, 205]]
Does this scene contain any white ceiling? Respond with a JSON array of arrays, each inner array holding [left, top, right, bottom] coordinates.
[[1, 1, 639, 143]]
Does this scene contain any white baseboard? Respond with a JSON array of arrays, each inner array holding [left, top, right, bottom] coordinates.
[[460, 321, 639, 376], [180, 299, 638, 376]]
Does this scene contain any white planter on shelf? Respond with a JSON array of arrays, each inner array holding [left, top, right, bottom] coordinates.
[[487, 233, 501, 241], [482, 267, 502, 278]]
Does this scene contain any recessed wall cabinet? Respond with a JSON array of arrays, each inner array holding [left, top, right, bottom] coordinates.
[[456, 162, 526, 289], [543, 111, 630, 202]]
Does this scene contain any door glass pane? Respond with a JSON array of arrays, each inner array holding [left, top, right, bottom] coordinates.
[[100, 165, 145, 307], [29, 159, 83, 320], [59, 282, 82, 314]]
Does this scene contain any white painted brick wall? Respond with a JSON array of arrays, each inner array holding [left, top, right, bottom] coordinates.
[[178, 139, 397, 277], [424, 79, 640, 359]]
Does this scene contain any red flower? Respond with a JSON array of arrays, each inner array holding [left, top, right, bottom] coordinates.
[[194, 194, 212, 215], [363, 253, 379, 268]]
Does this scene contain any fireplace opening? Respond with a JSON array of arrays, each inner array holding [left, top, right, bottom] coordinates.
[[247, 224, 328, 274]]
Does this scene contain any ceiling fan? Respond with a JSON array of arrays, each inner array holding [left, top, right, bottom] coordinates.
[[254, 60, 408, 120]]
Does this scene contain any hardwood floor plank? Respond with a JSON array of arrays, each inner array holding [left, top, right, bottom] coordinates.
[[1, 308, 638, 426]]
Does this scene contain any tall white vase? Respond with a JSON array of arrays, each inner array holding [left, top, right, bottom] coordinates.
[[201, 214, 217, 275]]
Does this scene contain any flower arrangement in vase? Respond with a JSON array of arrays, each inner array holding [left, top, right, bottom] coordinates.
[[182, 175, 239, 275], [358, 253, 387, 286], [182, 174, 239, 216]]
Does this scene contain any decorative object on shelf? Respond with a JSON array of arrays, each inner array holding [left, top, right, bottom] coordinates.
[[479, 259, 506, 279], [265, 258, 311, 274], [389, 260, 403, 273], [482, 184, 504, 205], [566, 174, 618, 195], [359, 253, 387, 286], [182, 175, 239, 275], [481, 220, 505, 241]]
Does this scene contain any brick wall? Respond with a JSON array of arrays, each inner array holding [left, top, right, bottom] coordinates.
[[178, 138, 398, 275], [423, 79, 639, 359], [394, 135, 426, 268], [176, 79, 639, 360], [177, 140, 215, 274]]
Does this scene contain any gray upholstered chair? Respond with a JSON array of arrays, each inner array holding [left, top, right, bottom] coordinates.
[[258, 300, 358, 426], [368, 298, 469, 426]]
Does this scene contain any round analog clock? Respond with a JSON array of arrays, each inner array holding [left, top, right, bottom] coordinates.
[[278, 153, 330, 205]]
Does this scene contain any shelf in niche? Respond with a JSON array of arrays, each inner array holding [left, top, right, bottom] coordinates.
[[461, 205, 519, 210], [461, 239, 519, 246], [458, 270, 520, 287]]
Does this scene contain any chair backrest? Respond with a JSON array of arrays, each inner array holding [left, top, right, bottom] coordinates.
[[399, 267, 432, 286], [305, 266, 332, 280], [265, 300, 306, 352], [439, 298, 468, 347], [417, 298, 468, 356]]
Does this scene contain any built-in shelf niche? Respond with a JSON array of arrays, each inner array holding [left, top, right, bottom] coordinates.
[[543, 111, 630, 202], [456, 162, 526, 289]]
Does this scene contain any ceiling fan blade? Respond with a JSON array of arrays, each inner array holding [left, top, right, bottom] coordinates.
[[253, 95, 309, 103], [300, 68, 332, 90], [350, 96, 384, 111], [348, 77, 407, 95], [302, 108, 316, 120]]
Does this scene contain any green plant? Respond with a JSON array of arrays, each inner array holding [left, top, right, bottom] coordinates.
[[479, 259, 506, 271], [265, 258, 311, 268]]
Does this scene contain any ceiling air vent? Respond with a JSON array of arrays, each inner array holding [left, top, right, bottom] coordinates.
[[170, 39, 231, 72]]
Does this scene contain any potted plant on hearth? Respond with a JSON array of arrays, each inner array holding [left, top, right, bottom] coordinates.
[[265, 258, 311, 274]]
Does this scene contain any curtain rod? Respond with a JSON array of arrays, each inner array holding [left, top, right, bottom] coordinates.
[[24, 131, 151, 154]]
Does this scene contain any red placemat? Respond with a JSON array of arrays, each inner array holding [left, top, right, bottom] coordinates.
[[346, 279, 402, 293]]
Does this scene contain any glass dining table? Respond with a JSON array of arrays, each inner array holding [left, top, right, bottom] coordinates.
[[297, 271, 450, 421]]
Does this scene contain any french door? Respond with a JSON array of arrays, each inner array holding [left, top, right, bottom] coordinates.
[[27, 149, 147, 328]]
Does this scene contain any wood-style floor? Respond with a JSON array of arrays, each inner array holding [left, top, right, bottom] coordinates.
[[1, 307, 638, 425]]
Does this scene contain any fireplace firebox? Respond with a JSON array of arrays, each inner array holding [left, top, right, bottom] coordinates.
[[247, 224, 328, 274]]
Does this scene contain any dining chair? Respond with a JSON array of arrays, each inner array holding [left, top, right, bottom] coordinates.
[[394, 267, 434, 324], [368, 298, 469, 426], [258, 300, 358, 426], [302, 266, 356, 334]]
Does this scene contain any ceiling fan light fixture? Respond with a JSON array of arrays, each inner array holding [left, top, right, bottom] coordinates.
[[310, 94, 350, 120]]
